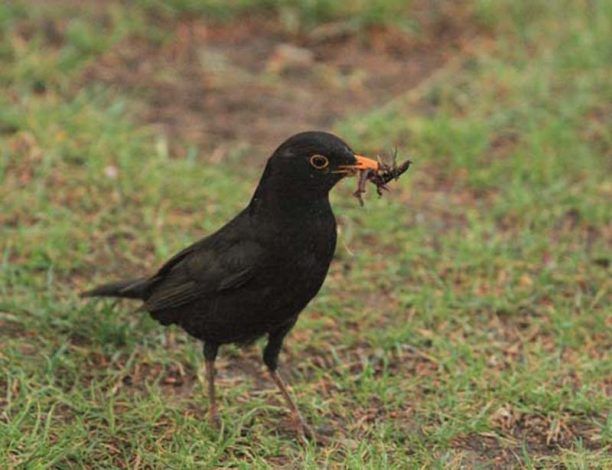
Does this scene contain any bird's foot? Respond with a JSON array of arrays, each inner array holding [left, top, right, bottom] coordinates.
[[292, 413, 317, 443], [208, 407, 221, 430]]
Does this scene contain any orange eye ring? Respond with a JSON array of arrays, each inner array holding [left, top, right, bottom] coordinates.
[[309, 154, 329, 170]]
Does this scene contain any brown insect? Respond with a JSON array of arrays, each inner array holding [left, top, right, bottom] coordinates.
[[353, 149, 412, 206]]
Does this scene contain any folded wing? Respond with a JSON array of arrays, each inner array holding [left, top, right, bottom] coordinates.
[[144, 236, 264, 322]]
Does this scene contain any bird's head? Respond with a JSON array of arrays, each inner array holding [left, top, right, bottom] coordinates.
[[258, 131, 379, 199]]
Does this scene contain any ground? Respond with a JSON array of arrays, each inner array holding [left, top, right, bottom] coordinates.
[[1, 0, 610, 467]]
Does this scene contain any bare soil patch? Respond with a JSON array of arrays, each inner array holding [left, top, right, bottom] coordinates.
[[81, 5, 478, 156]]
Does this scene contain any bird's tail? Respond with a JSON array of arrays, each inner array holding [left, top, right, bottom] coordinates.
[[81, 277, 150, 300]]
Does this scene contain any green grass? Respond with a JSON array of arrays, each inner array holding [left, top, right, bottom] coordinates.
[[136, 0, 411, 29], [1, 0, 610, 467]]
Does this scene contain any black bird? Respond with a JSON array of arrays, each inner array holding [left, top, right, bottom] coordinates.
[[82, 131, 380, 439]]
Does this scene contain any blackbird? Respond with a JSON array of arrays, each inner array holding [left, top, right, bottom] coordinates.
[[82, 131, 380, 439]]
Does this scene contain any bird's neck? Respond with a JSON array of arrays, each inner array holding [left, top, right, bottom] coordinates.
[[248, 178, 332, 221]]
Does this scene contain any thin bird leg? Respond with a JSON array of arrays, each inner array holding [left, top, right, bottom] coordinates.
[[263, 324, 315, 441], [203, 342, 220, 428], [205, 359, 220, 428], [268, 369, 315, 440]]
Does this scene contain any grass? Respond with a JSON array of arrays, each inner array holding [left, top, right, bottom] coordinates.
[[1, 0, 610, 467], [136, 0, 412, 29]]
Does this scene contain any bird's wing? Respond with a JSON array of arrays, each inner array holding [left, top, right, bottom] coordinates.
[[144, 236, 264, 314]]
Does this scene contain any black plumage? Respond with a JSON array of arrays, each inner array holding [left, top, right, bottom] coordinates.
[[82, 131, 380, 439]]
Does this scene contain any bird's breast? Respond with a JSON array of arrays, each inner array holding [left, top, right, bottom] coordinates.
[[256, 208, 337, 307]]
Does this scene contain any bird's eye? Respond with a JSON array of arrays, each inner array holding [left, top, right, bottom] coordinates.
[[309, 155, 329, 170]]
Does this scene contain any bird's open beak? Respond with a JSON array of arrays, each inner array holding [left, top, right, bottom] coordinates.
[[337, 155, 380, 174]]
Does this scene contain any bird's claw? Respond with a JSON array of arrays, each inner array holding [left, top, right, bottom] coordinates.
[[208, 408, 221, 430], [293, 414, 317, 443]]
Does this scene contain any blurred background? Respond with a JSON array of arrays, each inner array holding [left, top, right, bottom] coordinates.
[[1, 0, 610, 467]]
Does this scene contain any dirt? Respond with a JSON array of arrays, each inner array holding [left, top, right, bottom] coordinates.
[[80, 4, 477, 157], [454, 414, 606, 467]]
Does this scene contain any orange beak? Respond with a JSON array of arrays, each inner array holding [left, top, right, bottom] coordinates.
[[353, 155, 380, 171], [339, 155, 380, 173]]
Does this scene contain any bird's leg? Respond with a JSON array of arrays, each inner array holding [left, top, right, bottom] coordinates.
[[268, 369, 315, 439], [203, 342, 220, 429], [205, 359, 219, 427], [263, 326, 315, 440]]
